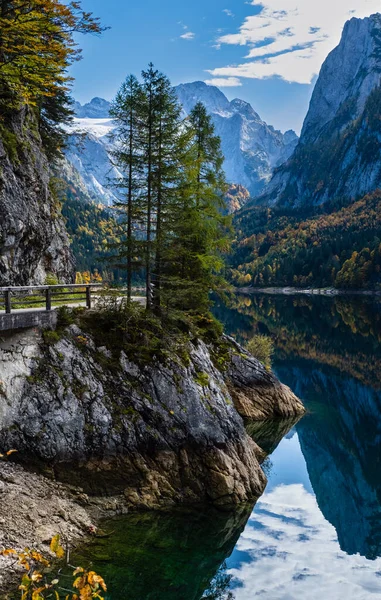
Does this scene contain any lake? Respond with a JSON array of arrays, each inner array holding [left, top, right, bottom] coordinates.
[[76, 293, 381, 599]]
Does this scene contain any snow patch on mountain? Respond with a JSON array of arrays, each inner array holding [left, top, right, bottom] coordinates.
[[65, 86, 298, 205]]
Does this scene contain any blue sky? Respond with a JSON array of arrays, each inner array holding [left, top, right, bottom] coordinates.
[[71, 0, 381, 133]]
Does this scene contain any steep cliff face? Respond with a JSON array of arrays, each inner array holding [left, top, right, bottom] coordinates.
[[0, 108, 74, 285], [258, 14, 381, 208], [0, 325, 303, 509]]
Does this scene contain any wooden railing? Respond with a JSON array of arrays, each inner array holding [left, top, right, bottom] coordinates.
[[0, 284, 104, 314]]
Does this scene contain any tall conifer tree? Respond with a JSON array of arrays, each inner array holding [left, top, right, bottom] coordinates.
[[110, 75, 146, 302]]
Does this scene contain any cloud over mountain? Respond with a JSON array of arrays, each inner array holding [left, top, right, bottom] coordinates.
[[207, 0, 381, 84]]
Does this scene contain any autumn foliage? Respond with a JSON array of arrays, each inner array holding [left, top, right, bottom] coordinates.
[[232, 191, 381, 290], [0, 0, 102, 107], [0, 535, 107, 600]]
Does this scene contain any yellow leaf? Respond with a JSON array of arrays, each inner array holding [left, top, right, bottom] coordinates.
[[6, 449, 17, 456], [73, 575, 86, 589], [88, 571, 107, 591], [50, 534, 65, 559], [0, 548, 17, 556]]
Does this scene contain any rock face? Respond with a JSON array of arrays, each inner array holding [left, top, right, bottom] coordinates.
[[176, 82, 298, 196], [257, 14, 381, 208], [0, 326, 304, 509], [226, 337, 304, 420], [67, 84, 298, 206], [224, 184, 251, 214], [0, 108, 74, 285]]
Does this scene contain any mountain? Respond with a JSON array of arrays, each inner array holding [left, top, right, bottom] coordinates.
[[176, 82, 298, 195], [0, 108, 74, 285], [66, 84, 298, 207], [73, 97, 111, 119], [64, 102, 121, 206], [258, 14, 381, 208]]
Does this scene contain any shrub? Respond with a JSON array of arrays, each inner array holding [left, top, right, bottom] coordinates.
[[246, 335, 274, 370], [44, 273, 59, 286]]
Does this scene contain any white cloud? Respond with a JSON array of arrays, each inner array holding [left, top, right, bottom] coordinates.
[[204, 76, 243, 86], [208, 0, 381, 84], [180, 31, 195, 40], [223, 9, 235, 17], [229, 484, 381, 599]]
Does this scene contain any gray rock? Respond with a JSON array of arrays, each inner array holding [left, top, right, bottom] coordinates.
[[0, 327, 304, 508], [255, 14, 381, 208], [0, 108, 74, 285]]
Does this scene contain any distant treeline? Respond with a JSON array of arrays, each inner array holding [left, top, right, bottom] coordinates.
[[231, 191, 381, 290]]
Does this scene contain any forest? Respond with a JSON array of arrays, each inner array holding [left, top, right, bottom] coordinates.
[[231, 191, 381, 290]]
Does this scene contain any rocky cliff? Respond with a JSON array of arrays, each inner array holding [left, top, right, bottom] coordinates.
[[257, 14, 381, 208], [0, 108, 74, 285], [0, 322, 303, 509]]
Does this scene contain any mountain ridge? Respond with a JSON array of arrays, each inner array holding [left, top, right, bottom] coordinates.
[[67, 82, 298, 205], [253, 13, 381, 209]]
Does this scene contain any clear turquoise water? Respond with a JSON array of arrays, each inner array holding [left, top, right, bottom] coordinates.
[[77, 294, 381, 599]]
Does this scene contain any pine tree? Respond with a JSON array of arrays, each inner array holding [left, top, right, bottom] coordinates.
[[141, 63, 160, 310], [110, 67, 231, 323], [161, 102, 230, 315], [149, 73, 190, 313], [110, 75, 146, 302]]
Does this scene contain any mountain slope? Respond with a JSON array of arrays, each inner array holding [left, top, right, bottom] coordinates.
[[176, 82, 298, 196], [66, 86, 298, 206], [232, 190, 381, 289], [257, 14, 381, 208]]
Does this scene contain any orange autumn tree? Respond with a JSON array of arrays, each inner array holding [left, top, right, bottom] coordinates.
[[0, 0, 105, 157]]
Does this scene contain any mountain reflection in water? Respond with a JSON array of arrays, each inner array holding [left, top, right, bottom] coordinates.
[[78, 294, 381, 599]]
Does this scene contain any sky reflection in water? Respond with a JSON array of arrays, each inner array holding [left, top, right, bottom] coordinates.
[[227, 436, 381, 599], [77, 295, 381, 599], [219, 294, 381, 599]]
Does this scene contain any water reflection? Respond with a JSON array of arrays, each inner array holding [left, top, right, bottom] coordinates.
[[215, 293, 381, 388], [73, 507, 252, 600], [279, 362, 381, 560], [228, 467, 381, 599], [77, 294, 381, 598], [216, 293, 381, 596]]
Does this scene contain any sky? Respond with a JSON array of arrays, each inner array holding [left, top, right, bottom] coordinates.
[[70, 0, 381, 133]]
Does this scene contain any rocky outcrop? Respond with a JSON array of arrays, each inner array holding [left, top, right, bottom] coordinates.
[[224, 184, 250, 214], [0, 326, 304, 509], [256, 14, 381, 208], [0, 108, 75, 285], [225, 336, 304, 420]]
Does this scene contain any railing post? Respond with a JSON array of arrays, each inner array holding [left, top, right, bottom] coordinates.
[[86, 286, 91, 309], [45, 287, 52, 311], [4, 290, 11, 314]]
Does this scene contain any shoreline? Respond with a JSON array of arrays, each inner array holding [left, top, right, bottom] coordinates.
[[237, 287, 381, 297]]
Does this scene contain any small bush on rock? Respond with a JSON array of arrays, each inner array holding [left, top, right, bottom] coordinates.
[[246, 335, 274, 370]]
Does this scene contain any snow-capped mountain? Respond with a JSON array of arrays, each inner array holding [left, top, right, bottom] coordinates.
[[65, 87, 298, 206], [176, 82, 298, 196], [64, 101, 119, 205], [257, 14, 381, 208]]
